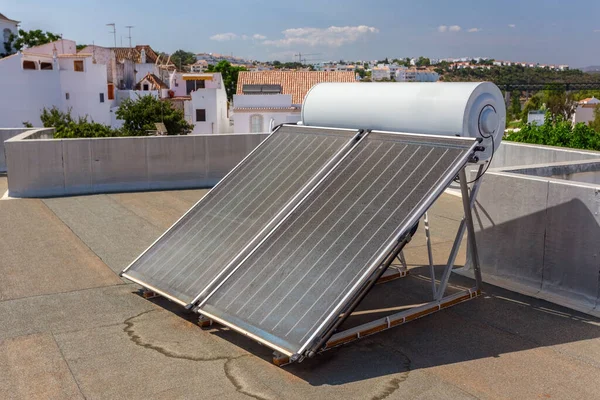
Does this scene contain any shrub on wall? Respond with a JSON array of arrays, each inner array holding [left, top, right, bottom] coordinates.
[[115, 95, 193, 136], [40, 107, 121, 138], [505, 113, 600, 151]]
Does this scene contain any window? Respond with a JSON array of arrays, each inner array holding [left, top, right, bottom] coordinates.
[[107, 83, 114, 100], [143, 83, 149, 91], [74, 60, 84, 72], [3, 28, 11, 44], [99, 93, 105, 103], [186, 79, 205, 95], [250, 114, 264, 133], [40, 62, 53, 70], [23, 60, 37, 70], [196, 109, 206, 122], [65, 93, 70, 100]]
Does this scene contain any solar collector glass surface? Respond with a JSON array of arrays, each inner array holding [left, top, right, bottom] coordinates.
[[123, 126, 357, 305], [200, 132, 477, 355]]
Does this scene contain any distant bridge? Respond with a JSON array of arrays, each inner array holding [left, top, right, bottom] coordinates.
[[501, 82, 600, 92]]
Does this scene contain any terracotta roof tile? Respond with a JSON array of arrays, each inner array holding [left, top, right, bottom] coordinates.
[[236, 71, 356, 104], [137, 72, 168, 90], [112, 45, 158, 64]]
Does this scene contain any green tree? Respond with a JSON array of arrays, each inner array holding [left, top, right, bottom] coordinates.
[[169, 50, 196, 70], [8, 29, 61, 53], [76, 44, 88, 51], [116, 95, 192, 135], [545, 90, 577, 121], [509, 90, 521, 120], [40, 107, 121, 138], [355, 68, 367, 79], [507, 116, 600, 151], [415, 56, 431, 67], [206, 60, 247, 101]]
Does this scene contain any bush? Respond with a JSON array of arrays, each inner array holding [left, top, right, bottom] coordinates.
[[115, 94, 192, 135], [505, 113, 600, 151], [40, 107, 121, 138]]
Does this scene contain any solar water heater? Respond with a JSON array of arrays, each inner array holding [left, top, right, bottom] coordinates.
[[121, 82, 506, 366]]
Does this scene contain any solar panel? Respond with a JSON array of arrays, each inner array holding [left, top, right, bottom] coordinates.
[[122, 125, 359, 306], [242, 84, 282, 94], [198, 131, 478, 357]]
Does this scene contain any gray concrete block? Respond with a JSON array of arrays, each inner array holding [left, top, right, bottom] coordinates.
[[62, 139, 92, 195], [6, 139, 65, 197], [543, 181, 600, 313], [473, 172, 549, 291], [90, 137, 149, 193], [146, 135, 207, 190]]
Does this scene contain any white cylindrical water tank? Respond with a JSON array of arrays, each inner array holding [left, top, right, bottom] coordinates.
[[302, 82, 505, 161]]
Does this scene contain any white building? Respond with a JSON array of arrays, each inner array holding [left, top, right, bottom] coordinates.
[[372, 64, 391, 81], [0, 39, 111, 127], [395, 67, 439, 82], [1, 12, 19, 54], [232, 70, 356, 133], [181, 73, 230, 134], [79, 45, 165, 90], [573, 97, 600, 125]]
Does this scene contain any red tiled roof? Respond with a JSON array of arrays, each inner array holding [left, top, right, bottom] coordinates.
[[137, 72, 168, 90], [112, 45, 159, 64], [236, 71, 356, 104]]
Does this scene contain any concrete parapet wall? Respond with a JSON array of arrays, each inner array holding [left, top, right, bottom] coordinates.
[[463, 160, 600, 318], [5, 133, 268, 197], [1, 128, 54, 172]]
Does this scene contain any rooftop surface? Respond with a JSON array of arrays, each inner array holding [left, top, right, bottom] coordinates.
[[1, 174, 599, 399]]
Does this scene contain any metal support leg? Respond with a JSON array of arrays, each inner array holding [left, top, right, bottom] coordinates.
[[459, 168, 483, 288], [436, 165, 484, 300], [423, 212, 436, 297], [396, 251, 407, 269]]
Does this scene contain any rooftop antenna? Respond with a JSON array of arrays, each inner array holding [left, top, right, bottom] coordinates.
[[125, 25, 134, 48], [106, 23, 116, 47]]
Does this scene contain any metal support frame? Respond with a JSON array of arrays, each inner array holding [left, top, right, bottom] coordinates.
[[316, 165, 484, 356]]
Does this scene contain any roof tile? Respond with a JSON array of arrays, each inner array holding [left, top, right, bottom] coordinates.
[[236, 71, 356, 104]]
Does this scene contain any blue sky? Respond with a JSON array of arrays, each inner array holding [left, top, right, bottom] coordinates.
[[3, 0, 600, 66]]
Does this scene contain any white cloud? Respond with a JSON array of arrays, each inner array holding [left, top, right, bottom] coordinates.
[[253, 34, 267, 40], [594, 29, 600, 33], [241, 34, 249, 40], [210, 32, 238, 41], [508, 24, 516, 28], [438, 25, 461, 33], [468, 28, 482, 33], [261, 25, 379, 47]]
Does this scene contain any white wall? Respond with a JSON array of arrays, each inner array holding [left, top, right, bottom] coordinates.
[[183, 73, 229, 134], [0, 51, 111, 127], [135, 63, 159, 83], [1, 18, 18, 52], [33, 40, 77, 55], [0, 55, 62, 127], [233, 111, 300, 133], [59, 57, 111, 125], [168, 71, 187, 97], [573, 106, 596, 125], [233, 94, 292, 108]]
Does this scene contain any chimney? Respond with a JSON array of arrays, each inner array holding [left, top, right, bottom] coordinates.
[[110, 49, 118, 87], [140, 48, 146, 64]]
